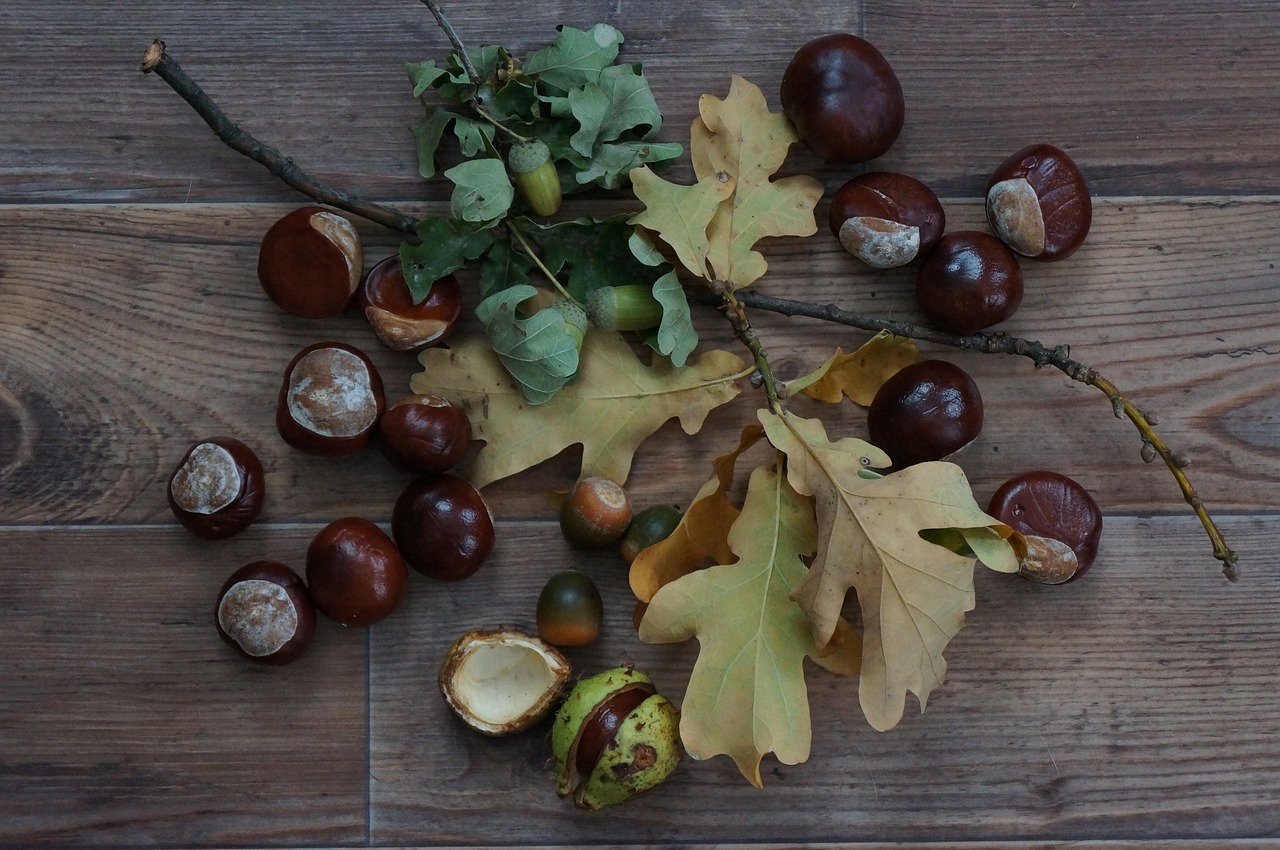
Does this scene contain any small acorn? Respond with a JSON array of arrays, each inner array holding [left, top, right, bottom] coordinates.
[[509, 139, 562, 217], [585, 285, 664, 333], [551, 666, 683, 810]]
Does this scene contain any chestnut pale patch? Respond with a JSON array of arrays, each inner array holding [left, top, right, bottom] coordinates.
[[169, 441, 240, 514], [217, 579, 298, 657], [838, 216, 920, 268], [986, 177, 1047, 257], [287, 347, 379, 438]]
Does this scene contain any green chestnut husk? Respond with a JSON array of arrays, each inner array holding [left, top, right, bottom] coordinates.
[[585, 284, 664, 332], [552, 665, 683, 810], [509, 139, 562, 217]]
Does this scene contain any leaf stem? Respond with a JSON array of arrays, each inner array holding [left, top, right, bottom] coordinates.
[[418, 0, 482, 86], [712, 282, 783, 414], [139, 41, 418, 236], [507, 221, 575, 302], [719, 287, 1239, 582]]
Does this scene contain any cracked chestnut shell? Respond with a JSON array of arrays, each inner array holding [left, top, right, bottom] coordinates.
[[829, 172, 945, 268], [358, 255, 463, 352], [987, 470, 1104, 583], [867, 359, 984, 470], [986, 143, 1092, 261], [167, 437, 264, 539], [438, 627, 571, 736], [392, 473, 495, 581], [916, 230, 1024, 334], [215, 560, 315, 665], [552, 666, 683, 810], [780, 33, 904, 163], [276, 341, 386, 457], [258, 206, 363, 318]]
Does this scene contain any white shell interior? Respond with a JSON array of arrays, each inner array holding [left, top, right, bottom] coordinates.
[[450, 640, 561, 727]]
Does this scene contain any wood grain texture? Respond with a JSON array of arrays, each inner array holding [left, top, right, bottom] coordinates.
[[2, 0, 1279, 846]]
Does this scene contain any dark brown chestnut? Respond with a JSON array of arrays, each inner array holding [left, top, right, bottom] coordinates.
[[306, 517, 409, 626], [215, 560, 315, 665], [258, 206, 363, 319], [392, 473, 495, 581], [377, 394, 472, 474], [560, 476, 632, 550], [358, 255, 463, 352], [986, 143, 1091, 261], [987, 470, 1103, 583], [780, 33, 904, 163], [276, 341, 385, 457], [167, 437, 264, 539], [829, 172, 946, 268], [915, 231, 1024, 334], [866, 359, 984, 469]]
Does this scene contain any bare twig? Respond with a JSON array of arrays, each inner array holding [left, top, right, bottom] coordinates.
[[418, 0, 482, 86], [721, 288, 1240, 582], [139, 40, 419, 236]]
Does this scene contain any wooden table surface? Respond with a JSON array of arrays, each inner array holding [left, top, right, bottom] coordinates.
[[3, 1, 1279, 847]]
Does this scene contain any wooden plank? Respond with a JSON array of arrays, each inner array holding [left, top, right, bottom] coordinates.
[[4, 1, 1280, 202], [0, 526, 368, 845], [1, 201, 1276, 532], [367, 515, 1279, 845]]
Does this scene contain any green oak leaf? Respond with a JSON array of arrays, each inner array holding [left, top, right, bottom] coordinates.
[[406, 60, 447, 97], [477, 238, 534, 299], [400, 216, 495, 303], [572, 140, 683, 190], [516, 215, 661, 302], [476, 284, 581, 405], [410, 105, 457, 179], [649, 271, 697, 366], [445, 158, 514, 223], [524, 24, 624, 92]]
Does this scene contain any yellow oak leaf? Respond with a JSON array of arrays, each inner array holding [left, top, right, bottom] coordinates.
[[629, 421, 764, 603], [695, 76, 823, 288], [411, 331, 749, 487], [640, 462, 833, 788], [791, 332, 920, 406], [760, 408, 1014, 732], [629, 165, 735, 280], [628, 76, 821, 289]]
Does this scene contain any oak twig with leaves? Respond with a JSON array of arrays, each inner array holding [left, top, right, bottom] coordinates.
[[140, 2, 1238, 788]]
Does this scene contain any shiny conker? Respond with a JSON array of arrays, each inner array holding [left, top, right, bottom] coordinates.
[[392, 473, 495, 581], [215, 560, 315, 665], [780, 33, 904, 163], [358, 255, 463, 352], [915, 231, 1024, 334], [257, 206, 362, 319], [536, 570, 604, 647], [377, 394, 472, 474], [306, 517, 409, 626], [560, 476, 632, 550], [987, 470, 1104, 583], [866, 359, 984, 469], [829, 172, 945, 268], [276, 341, 385, 457], [167, 436, 264, 539], [986, 143, 1092, 261]]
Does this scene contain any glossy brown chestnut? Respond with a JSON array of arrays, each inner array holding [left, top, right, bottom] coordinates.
[[378, 394, 472, 474], [866, 359, 984, 469], [215, 560, 315, 665], [829, 172, 946, 268], [560, 476, 632, 550], [916, 231, 1024, 334], [167, 437, 264, 539], [987, 470, 1103, 583], [276, 341, 385, 457], [392, 473, 495, 581], [258, 206, 363, 318], [780, 33, 904, 163], [358, 255, 463, 352], [986, 143, 1092, 261], [306, 517, 409, 626]]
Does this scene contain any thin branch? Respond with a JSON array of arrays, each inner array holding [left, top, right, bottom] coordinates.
[[721, 287, 1240, 582], [418, 0, 481, 86], [139, 40, 419, 236], [711, 282, 783, 413]]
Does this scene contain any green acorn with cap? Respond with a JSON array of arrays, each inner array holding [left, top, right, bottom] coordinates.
[[508, 139, 562, 217]]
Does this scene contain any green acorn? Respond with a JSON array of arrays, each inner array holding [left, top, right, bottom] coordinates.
[[551, 666, 683, 810], [508, 139, 562, 217], [550, 298, 589, 353], [585, 284, 665, 332]]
